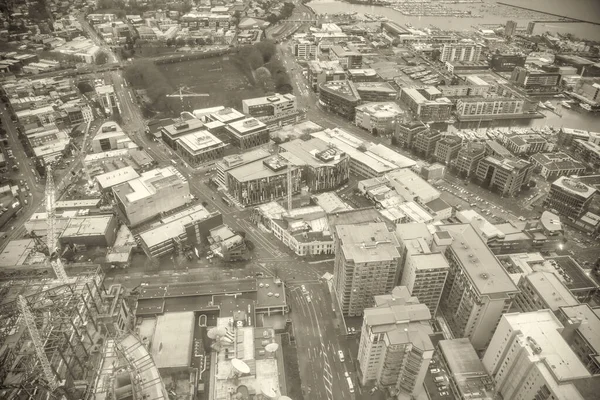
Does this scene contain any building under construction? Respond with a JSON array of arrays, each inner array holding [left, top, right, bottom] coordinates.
[[0, 263, 147, 400]]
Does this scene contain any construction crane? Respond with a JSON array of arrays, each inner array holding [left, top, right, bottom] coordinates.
[[80, 119, 93, 187], [166, 86, 209, 102], [17, 295, 59, 392], [45, 165, 68, 283], [287, 163, 293, 211]]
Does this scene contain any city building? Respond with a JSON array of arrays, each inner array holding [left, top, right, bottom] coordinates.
[[279, 137, 350, 193], [113, 166, 191, 227], [226, 154, 302, 207], [242, 93, 297, 118], [482, 311, 592, 400], [557, 127, 595, 147], [175, 129, 226, 167], [544, 176, 597, 219], [160, 118, 205, 149], [395, 121, 429, 149], [354, 82, 398, 102], [510, 66, 562, 93], [208, 224, 248, 261], [59, 215, 118, 248], [91, 121, 131, 153], [318, 80, 361, 119], [224, 117, 269, 150], [399, 87, 452, 122], [293, 38, 317, 59], [574, 139, 600, 167], [436, 224, 519, 350], [357, 286, 433, 399], [485, 140, 513, 159], [434, 134, 463, 165], [400, 251, 448, 316], [490, 53, 526, 72], [333, 221, 401, 316], [330, 45, 363, 69], [214, 148, 272, 188], [347, 68, 380, 82], [96, 84, 120, 115], [355, 102, 404, 136], [412, 128, 442, 159], [555, 304, 600, 375], [0, 239, 47, 267], [455, 97, 527, 121], [437, 339, 495, 400], [440, 41, 482, 63], [138, 204, 223, 258], [513, 271, 579, 312], [475, 156, 533, 197], [530, 152, 587, 181], [504, 20, 517, 37], [307, 60, 345, 91], [501, 133, 555, 155]]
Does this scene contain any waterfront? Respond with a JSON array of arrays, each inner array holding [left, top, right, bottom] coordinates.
[[306, 0, 600, 40]]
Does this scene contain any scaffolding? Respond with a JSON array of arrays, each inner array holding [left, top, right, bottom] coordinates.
[[0, 266, 105, 400]]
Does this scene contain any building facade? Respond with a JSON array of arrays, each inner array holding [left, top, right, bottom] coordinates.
[[318, 80, 361, 119], [355, 102, 403, 136], [440, 41, 482, 63], [434, 134, 463, 165], [242, 94, 297, 118], [475, 156, 533, 197], [543, 176, 597, 219], [224, 118, 270, 150], [456, 97, 525, 121]]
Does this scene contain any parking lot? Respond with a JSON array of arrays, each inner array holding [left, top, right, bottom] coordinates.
[[424, 355, 454, 399]]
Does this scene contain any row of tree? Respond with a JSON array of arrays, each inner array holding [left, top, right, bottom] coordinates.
[[123, 59, 173, 112]]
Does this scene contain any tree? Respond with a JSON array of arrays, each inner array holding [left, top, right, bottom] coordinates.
[[245, 239, 255, 251], [77, 82, 94, 93], [176, 37, 186, 47], [96, 52, 109, 65], [202, 201, 209, 207]]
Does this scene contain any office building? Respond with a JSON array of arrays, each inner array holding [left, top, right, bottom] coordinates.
[[242, 93, 297, 118], [318, 80, 361, 119], [502, 133, 555, 155], [574, 139, 600, 167], [475, 156, 533, 197], [399, 87, 452, 122], [510, 66, 562, 93], [355, 102, 403, 136], [358, 286, 433, 399], [437, 339, 495, 400], [307, 60, 345, 91], [226, 154, 302, 206], [504, 20, 517, 37], [113, 166, 190, 227], [440, 41, 482, 63], [456, 97, 526, 121], [161, 118, 205, 150], [490, 53, 526, 72], [175, 129, 226, 167], [138, 204, 223, 258], [293, 38, 317, 59], [224, 117, 269, 150], [436, 224, 519, 350], [452, 142, 486, 177], [347, 68, 380, 82], [544, 176, 597, 219], [279, 137, 350, 193], [556, 304, 600, 375], [333, 222, 401, 316], [513, 271, 579, 312], [214, 148, 272, 188], [330, 45, 363, 69], [354, 82, 397, 102], [482, 311, 592, 400], [530, 152, 587, 181], [395, 121, 429, 149], [434, 134, 462, 165], [96, 84, 120, 115], [412, 128, 442, 159]]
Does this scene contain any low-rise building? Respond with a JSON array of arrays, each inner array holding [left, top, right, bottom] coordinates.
[[113, 166, 190, 227], [530, 152, 587, 181], [59, 215, 119, 248], [346, 68, 380, 82], [456, 97, 527, 121], [224, 117, 269, 150], [544, 176, 597, 219], [330, 45, 362, 69], [318, 80, 361, 119], [354, 82, 397, 102], [209, 224, 248, 261], [242, 93, 297, 118], [355, 102, 403, 136], [307, 60, 345, 92], [399, 87, 452, 122], [92, 121, 131, 153]]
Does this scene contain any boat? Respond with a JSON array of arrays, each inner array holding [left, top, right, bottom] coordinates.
[[538, 102, 547, 109], [581, 103, 592, 111], [544, 101, 555, 110], [560, 101, 572, 109]]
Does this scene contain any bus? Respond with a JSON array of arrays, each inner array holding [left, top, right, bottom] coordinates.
[[221, 197, 232, 206], [346, 377, 354, 393]]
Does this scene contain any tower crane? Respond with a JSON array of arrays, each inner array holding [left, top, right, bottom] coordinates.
[[17, 295, 59, 392], [45, 165, 68, 283], [166, 86, 210, 102]]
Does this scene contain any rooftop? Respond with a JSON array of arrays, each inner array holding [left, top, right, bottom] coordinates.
[[279, 137, 347, 168], [161, 118, 205, 138], [61, 215, 114, 238], [336, 222, 400, 263], [354, 81, 397, 94], [177, 129, 224, 154], [319, 80, 361, 102], [311, 192, 353, 214], [227, 155, 294, 183], [209, 107, 245, 124], [410, 252, 448, 270], [151, 312, 194, 368], [95, 166, 140, 190], [0, 239, 44, 267], [226, 117, 267, 135], [436, 224, 518, 296], [559, 304, 600, 356], [553, 176, 597, 199], [242, 93, 296, 107], [386, 169, 440, 202], [113, 166, 186, 204], [523, 271, 579, 311], [355, 101, 404, 118], [217, 148, 271, 170]]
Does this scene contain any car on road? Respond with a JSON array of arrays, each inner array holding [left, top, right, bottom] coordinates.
[[306, 296, 311, 303], [338, 350, 345, 362], [430, 368, 440, 373], [301, 284, 307, 294], [344, 372, 350, 378]]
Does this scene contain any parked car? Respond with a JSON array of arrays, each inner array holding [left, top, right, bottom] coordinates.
[[430, 368, 440, 374], [338, 350, 345, 362]]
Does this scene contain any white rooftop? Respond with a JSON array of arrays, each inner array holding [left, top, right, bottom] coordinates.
[[95, 166, 140, 190]]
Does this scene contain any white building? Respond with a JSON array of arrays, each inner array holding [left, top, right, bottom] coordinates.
[[440, 41, 483, 62], [355, 102, 404, 136], [242, 94, 297, 118]]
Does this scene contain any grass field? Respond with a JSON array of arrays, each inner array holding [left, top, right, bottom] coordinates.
[[157, 55, 266, 114]]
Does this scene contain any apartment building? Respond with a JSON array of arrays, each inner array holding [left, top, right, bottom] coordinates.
[[544, 176, 597, 219], [475, 156, 533, 197], [318, 80, 361, 119], [333, 222, 401, 316], [330, 45, 363, 69], [242, 94, 297, 118], [482, 311, 592, 400], [437, 339, 495, 400], [440, 41, 482, 63], [434, 134, 462, 165], [279, 137, 350, 193], [436, 224, 519, 350], [455, 97, 526, 121], [293, 39, 317, 60], [395, 121, 429, 149], [113, 166, 190, 227], [355, 102, 404, 136], [574, 139, 600, 167], [354, 82, 397, 102], [358, 286, 433, 400], [510, 66, 562, 93], [513, 271, 579, 313], [555, 304, 600, 375], [307, 60, 345, 91], [399, 87, 452, 122], [401, 251, 448, 316], [224, 117, 269, 150]]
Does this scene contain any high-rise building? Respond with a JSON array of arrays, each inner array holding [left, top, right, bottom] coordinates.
[[555, 304, 600, 375], [440, 41, 482, 63], [527, 21, 536, 35], [544, 176, 597, 219], [435, 224, 519, 350], [434, 134, 462, 165], [358, 286, 433, 399], [475, 156, 533, 197], [504, 20, 517, 37], [333, 222, 401, 316], [400, 251, 448, 316], [483, 311, 592, 400], [513, 271, 579, 313], [452, 142, 486, 177]]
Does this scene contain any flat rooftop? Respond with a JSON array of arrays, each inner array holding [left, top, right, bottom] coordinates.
[[387, 168, 440, 202], [279, 137, 347, 168], [559, 304, 600, 355], [319, 80, 360, 102], [227, 117, 267, 135], [210, 107, 245, 124], [437, 224, 518, 296], [113, 166, 186, 204], [410, 252, 448, 270], [545, 256, 598, 291], [177, 129, 224, 154], [217, 148, 271, 170], [161, 118, 205, 138], [336, 222, 400, 263], [61, 215, 114, 238], [524, 271, 579, 311], [553, 176, 597, 199], [151, 311, 194, 368], [95, 166, 140, 190], [0, 239, 44, 267], [228, 155, 293, 183], [242, 93, 296, 107]]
